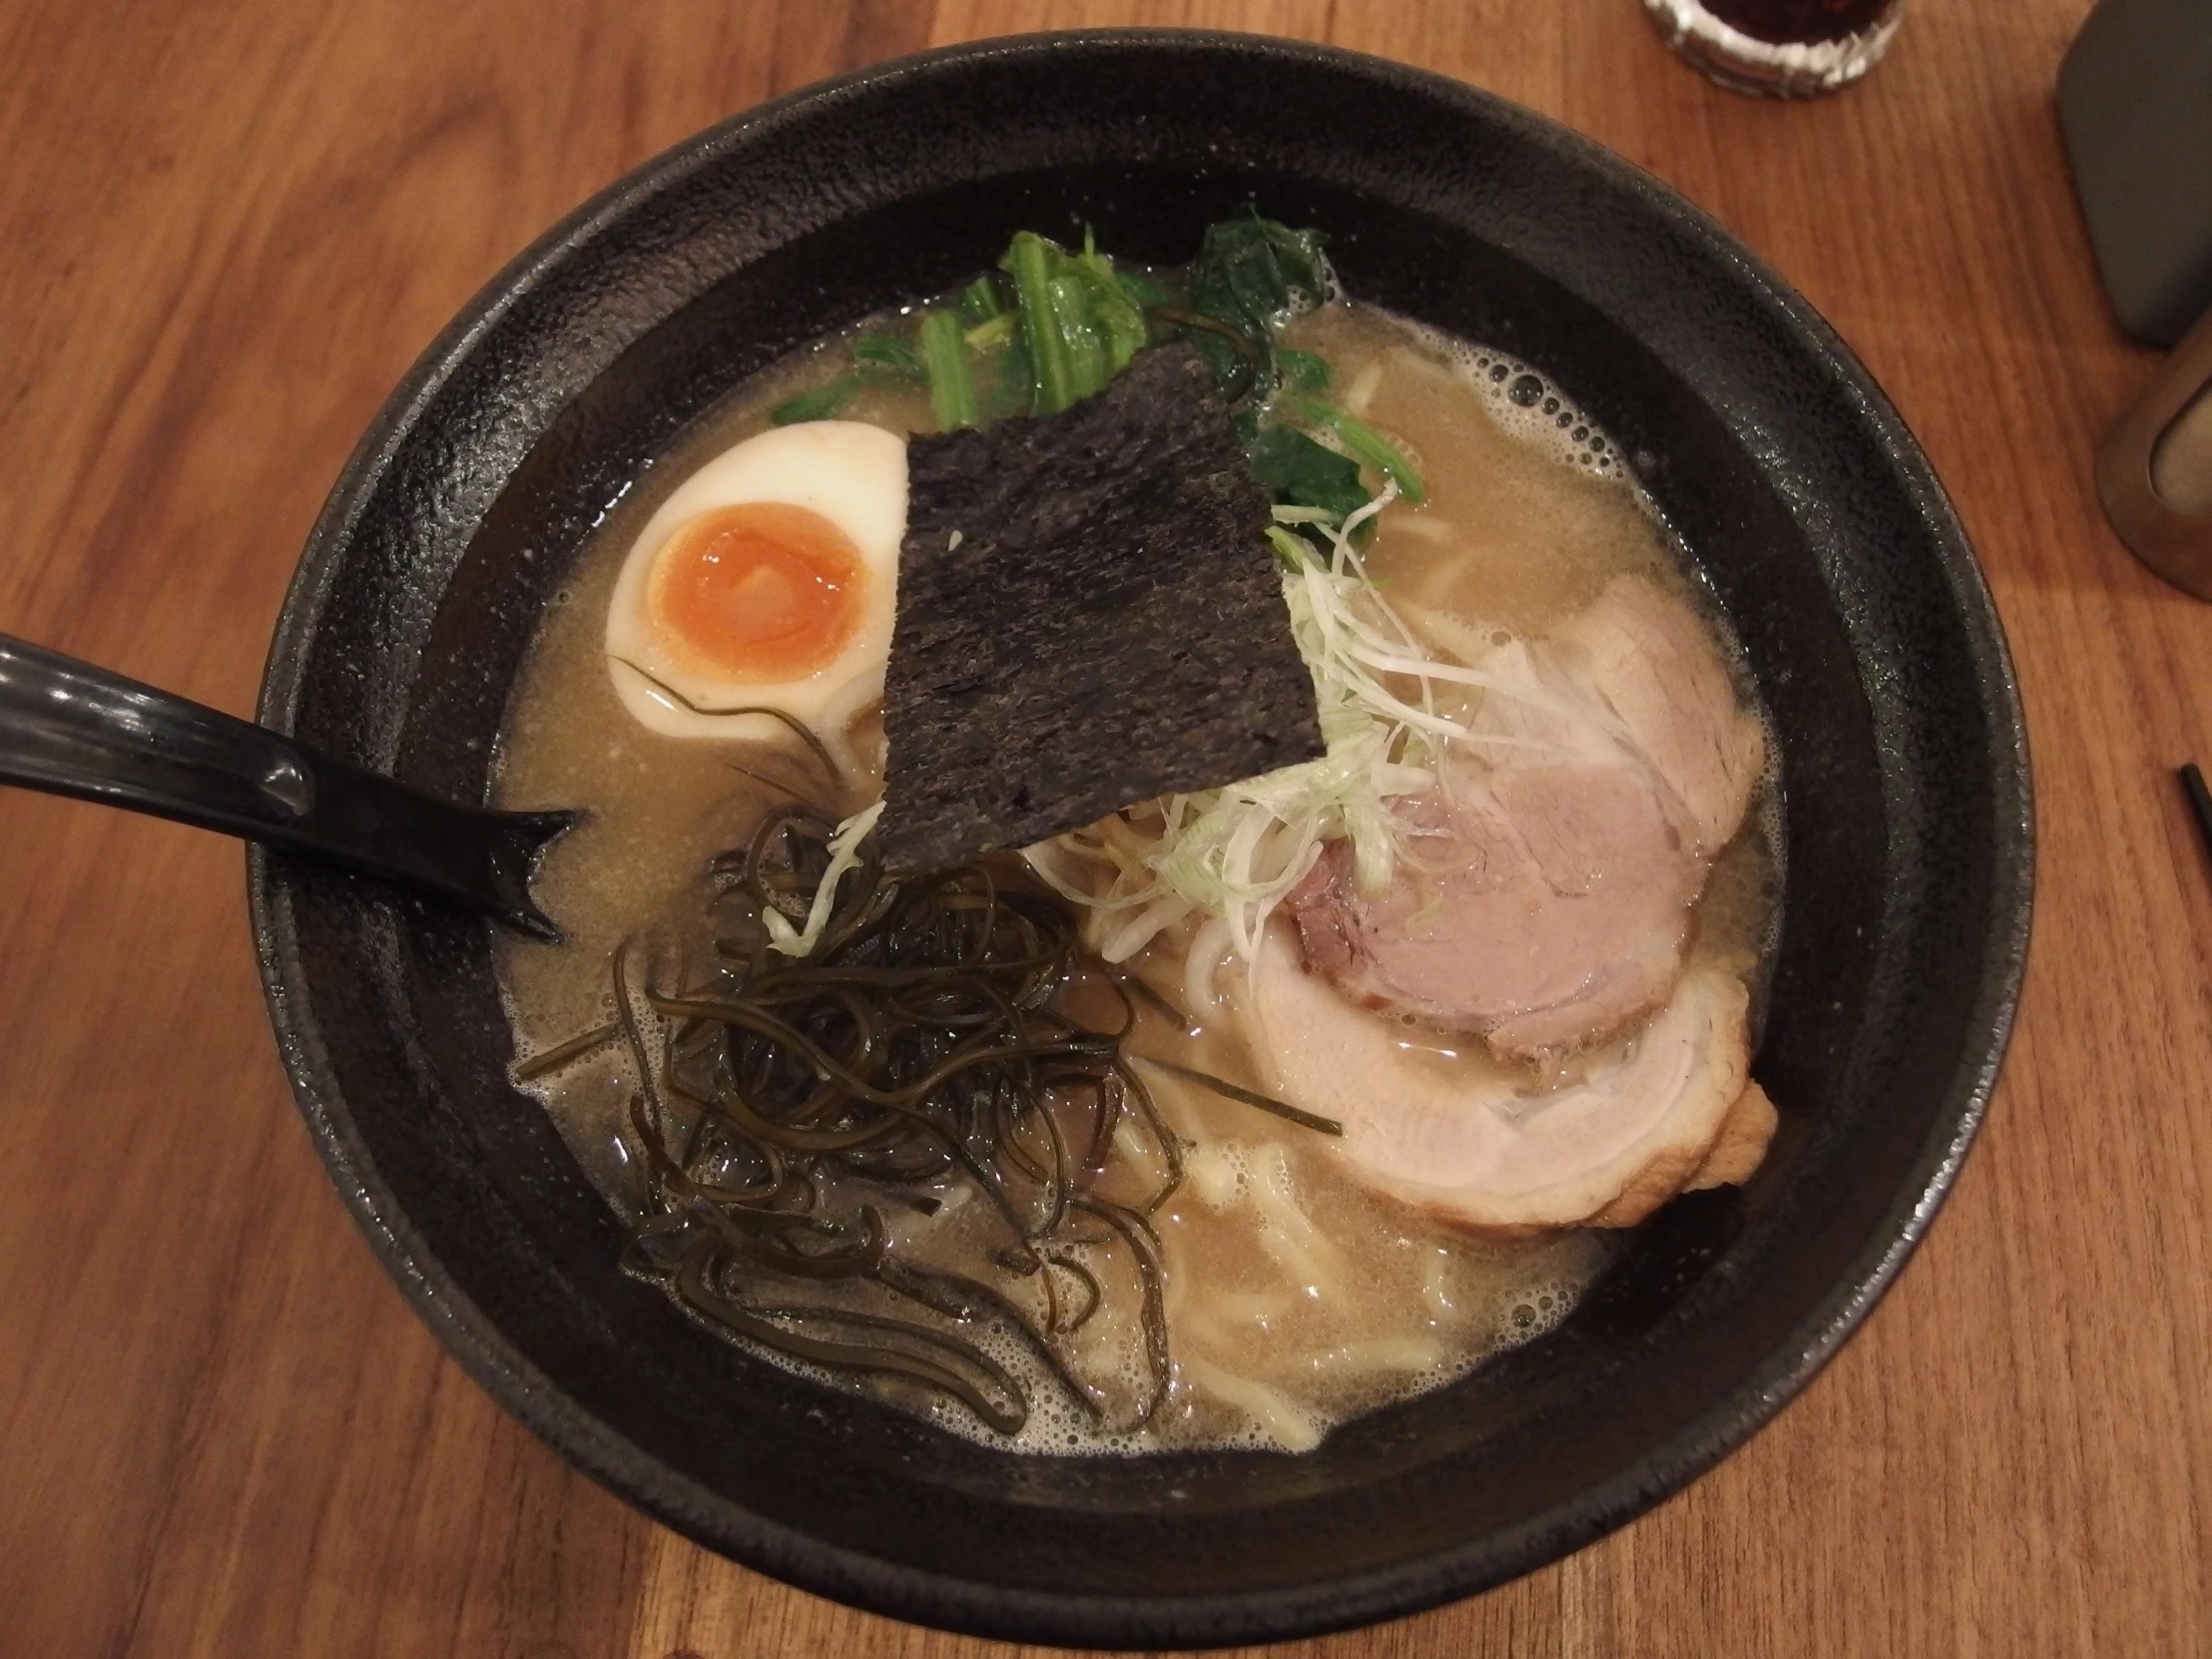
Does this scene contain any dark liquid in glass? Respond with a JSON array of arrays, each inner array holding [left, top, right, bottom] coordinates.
[[1702, 0, 1895, 44]]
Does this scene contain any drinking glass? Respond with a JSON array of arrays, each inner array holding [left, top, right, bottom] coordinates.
[[1644, 0, 1908, 98]]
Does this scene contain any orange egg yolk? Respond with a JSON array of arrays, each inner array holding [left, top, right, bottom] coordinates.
[[647, 502, 864, 684]]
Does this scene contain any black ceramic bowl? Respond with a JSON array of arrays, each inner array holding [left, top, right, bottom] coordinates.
[[251, 31, 2030, 1650]]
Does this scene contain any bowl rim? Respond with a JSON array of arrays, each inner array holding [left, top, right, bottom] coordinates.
[[251, 27, 2033, 1648]]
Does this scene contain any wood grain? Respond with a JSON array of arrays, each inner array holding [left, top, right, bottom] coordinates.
[[1, 2, 2204, 1655]]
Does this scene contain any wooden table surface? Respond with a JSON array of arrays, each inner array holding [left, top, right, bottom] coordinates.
[[3, 1, 2205, 1654]]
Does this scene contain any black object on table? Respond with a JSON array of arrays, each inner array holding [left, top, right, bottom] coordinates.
[[2179, 763, 2212, 864], [2059, 0, 2212, 346]]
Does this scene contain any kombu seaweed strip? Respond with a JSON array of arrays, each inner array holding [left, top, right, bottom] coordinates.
[[675, 1251, 1027, 1434], [1043, 1255, 1103, 1335], [513, 1019, 620, 1081], [602, 665, 845, 785], [1069, 1194, 1172, 1426], [1132, 1053, 1345, 1137], [1110, 969, 1194, 1035], [563, 813, 1182, 1435]]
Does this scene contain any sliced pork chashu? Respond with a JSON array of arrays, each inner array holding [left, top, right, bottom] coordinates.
[[1541, 575, 1767, 857], [1291, 742, 1700, 1058], [1240, 923, 1776, 1235], [1289, 574, 1766, 1060]]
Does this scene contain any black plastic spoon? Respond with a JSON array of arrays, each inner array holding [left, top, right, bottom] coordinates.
[[0, 632, 574, 940]]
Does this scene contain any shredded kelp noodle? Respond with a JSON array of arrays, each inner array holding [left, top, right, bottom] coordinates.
[[591, 805, 1185, 1431]]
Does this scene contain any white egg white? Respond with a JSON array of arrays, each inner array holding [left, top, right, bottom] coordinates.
[[604, 419, 907, 747]]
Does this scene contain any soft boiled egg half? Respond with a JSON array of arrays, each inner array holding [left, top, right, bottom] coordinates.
[[604, 420, 906, 749]]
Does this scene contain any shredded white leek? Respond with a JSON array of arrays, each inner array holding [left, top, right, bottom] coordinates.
[[763, 800, 884, 957]]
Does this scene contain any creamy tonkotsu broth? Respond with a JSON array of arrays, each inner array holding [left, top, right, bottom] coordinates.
[[493, 289, 1778, 1454]]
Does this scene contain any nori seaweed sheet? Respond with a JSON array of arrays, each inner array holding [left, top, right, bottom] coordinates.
[[876, 342, 1325, 874]]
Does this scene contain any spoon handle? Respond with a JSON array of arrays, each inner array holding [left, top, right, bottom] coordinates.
[[0, 632, 573, 939]]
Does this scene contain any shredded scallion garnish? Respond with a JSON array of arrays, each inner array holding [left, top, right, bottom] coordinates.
[[763, 800, 884, 956]]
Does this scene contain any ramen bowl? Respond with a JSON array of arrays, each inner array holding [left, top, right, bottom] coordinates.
[[252, 31, 2030, 1648]]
